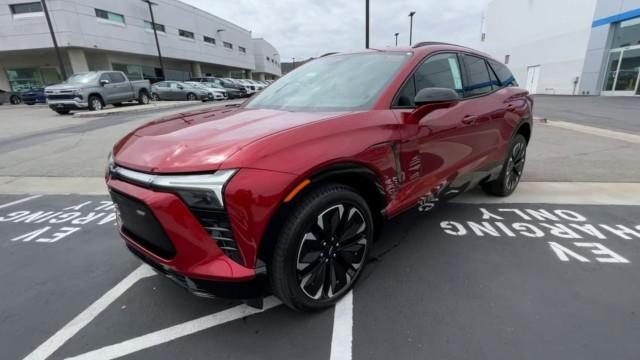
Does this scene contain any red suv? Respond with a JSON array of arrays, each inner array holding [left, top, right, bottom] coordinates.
[[106, 42, 532, 311]]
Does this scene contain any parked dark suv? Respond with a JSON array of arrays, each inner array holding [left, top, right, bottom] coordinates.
[[107, 42, 532, 311]]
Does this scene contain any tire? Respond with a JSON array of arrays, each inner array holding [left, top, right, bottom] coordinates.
[[88, 95, 103, 111], [138, 91, 150, 105], [482, 134, 527, 196], [270, 184, 373, 311], [151, 93, 160, 101], [10, 95, 21, 105], [187, 93, 197, 101], [55, 110, 70, 115]]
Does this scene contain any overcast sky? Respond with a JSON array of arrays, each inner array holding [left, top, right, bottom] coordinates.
[[181, 0, 490, 62]]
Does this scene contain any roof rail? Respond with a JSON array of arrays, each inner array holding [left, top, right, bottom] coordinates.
[[412, 41, 471, 50]]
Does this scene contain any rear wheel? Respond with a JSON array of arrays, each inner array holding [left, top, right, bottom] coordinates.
[[270, 184, 372, 311], [187, 93, 197, 101], [138, 91, 150, 105], [10, 95, 21, 105], [482, 134, 527, 196], [151, 93, 160, 101]]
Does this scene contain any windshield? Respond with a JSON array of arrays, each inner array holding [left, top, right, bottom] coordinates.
[[66, 72, 100, 84], [246, 52, 410, 111]]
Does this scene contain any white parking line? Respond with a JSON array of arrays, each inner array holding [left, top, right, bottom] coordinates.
[[330, 291, 353, 360], [546, 120, 640, 144], [24, 265, 155, 360], [65, 296, 282, 360], [0, 195, 41, 209]]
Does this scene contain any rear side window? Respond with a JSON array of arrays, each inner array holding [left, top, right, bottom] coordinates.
[[394, 53, 463, 107], [462, 55, 493, 97], [488, 60, 518, 87]]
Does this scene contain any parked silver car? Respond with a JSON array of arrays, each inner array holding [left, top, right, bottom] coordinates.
[[0, 89, 22, 105], [151, 81, 213, 102], [45, 71, 151, 114], [184, 81, 227, 100]]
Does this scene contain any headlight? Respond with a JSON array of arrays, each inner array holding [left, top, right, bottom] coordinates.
[[149, 170, 237, 209], [105, 152, 114, 179]]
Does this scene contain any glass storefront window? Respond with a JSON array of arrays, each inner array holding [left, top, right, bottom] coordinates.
[[614, 48, 640, 91], [611, 16, 640, 48], [112, 63, 143, 80], [602, 52, 620, 91], [6, 67, 61, 92]]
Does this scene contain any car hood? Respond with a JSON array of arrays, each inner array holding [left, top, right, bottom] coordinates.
[[113, 107, 348, 173], [45, 83, 82, 92]]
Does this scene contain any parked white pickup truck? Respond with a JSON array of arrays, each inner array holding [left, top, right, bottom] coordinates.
[[45, 71, 151, 115]]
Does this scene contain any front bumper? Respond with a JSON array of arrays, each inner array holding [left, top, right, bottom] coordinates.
[[47, 99, 88, 110], [107, 179, 256, 282]]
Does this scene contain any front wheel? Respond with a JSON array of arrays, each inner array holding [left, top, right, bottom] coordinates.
[[151, 93, 160, 101], [482, 134, 527, 196], [270, 184, 373, 311], [10, 95, 21, 105], [187, 93, 197, 101], [88, 95, 103, 111]]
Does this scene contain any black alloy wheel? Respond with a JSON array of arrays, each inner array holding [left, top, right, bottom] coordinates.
[[482, 134, 527, 196], [296, 203, 368, 300], [270, 184, 373, 311]]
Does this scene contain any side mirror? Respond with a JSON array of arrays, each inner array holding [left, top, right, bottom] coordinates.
[[178, 85, 184, 90], [404, 87, 460, 123], [100, 79, 110, 86]]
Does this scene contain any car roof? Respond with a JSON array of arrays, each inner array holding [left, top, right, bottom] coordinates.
[[324, 41, 495, 63]]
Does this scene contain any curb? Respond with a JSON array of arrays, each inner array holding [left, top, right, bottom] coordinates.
[[533, 116, 547, 123], [72, 101, 209, 119]]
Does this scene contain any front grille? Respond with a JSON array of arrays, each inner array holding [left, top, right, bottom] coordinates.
[[110, 190, 176, 259], [47, 94, 77, 100], [190, 208, 243, 264]]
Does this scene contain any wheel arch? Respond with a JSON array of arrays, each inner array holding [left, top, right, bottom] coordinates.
[[515, 121, 532, 143], [88, 92, 104, 104], [257, 162, 387, 264]]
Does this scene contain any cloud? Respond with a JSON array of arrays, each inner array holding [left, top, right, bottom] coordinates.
[[181, 0, 489, 60]]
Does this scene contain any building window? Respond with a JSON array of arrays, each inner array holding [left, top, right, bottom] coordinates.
[[223, 41, 233, 49], [112, 63, 144, 80], [95, 8, 125, 24], [204, 36, 216, 45], [611, 16, 640, 48], [504, 54, 510, 64], [10, 2, 43, 15], [239, 46, 246, 53], [179, 29, 194, 39], [144, 21, 165, 33]]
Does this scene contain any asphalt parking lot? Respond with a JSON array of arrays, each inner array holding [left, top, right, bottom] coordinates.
[[1, 99, 639, 359]]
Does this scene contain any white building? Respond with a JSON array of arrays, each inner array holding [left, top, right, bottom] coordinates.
[[0, 0, 282, 92], [482, 0, 640, 96]]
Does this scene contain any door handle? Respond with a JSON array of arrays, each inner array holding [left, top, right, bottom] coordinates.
[[462, 115, 478, 125]]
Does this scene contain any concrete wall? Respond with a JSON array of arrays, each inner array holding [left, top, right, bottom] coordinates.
[[0, 0, 257, 70], [252, 38, 282, 78], [482, 0, 597, 95], [579, 0, 640, 94]]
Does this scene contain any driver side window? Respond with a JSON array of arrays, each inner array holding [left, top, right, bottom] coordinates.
[[394, 53, 463, 107]]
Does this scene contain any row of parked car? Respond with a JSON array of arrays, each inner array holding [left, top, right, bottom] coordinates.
[[1, 72, 274, 114], [0, 88, 47, 105]]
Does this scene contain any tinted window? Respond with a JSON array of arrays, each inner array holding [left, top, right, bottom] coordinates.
[[154, 82, 168, 88], [99, 73, 110, 83], [487, 63, 500, 89], [95, 9, 125, 23], [462, 55, 493, 96], [109, 72, 126, 83], [415, 53, 463, 95], [487, 60, 518, 87], [10, 2, 42, 14], [179, 29, 194, 39], [394, 53, 462, 107]]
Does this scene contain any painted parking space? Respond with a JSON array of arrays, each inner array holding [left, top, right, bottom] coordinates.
[[2, 195, 640, 359]]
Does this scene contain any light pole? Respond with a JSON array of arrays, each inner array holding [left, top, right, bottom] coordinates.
[[365, 0, 369, 48], [292, 57, 296, 70], [394, 32, 399, 46], [408, 11, 416, 46], [141, 0, 165, 81], [41, 0, 67, 80]]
